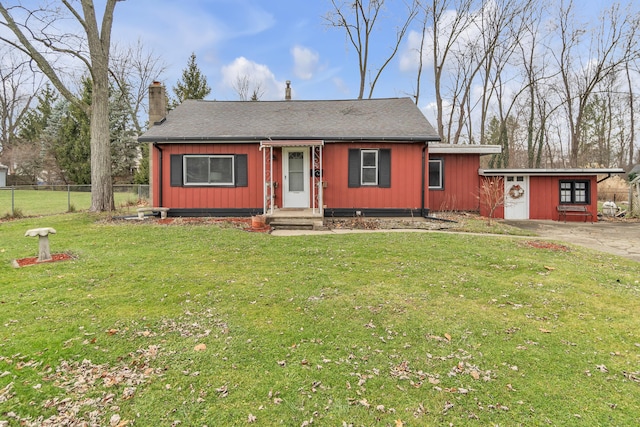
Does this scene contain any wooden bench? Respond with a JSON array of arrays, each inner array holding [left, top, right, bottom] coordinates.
[[557, 205, 593, 222], [137, 207, 170, 219]]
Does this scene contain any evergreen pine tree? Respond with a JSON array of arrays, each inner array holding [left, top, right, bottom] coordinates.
[[172, 52, 211, 105]]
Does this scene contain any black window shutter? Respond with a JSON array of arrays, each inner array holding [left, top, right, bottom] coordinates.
[[378, 149, 391, 188], [348, 149, 361, 188], [170, 155, 183, 187], [235, 154, 248, 187]]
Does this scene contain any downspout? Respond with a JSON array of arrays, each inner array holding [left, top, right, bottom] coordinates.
[[421, 143, 428, 217], [597, 173, 613, 184], [153, 143, 163, 207]]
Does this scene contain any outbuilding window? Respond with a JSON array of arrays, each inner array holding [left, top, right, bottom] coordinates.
[[559, 180, 589, 204], [428, 158, 444, 189], [348, 149, 391, 188]]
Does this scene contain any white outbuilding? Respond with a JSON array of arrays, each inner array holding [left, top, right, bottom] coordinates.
[[0, 164, 8, 187]]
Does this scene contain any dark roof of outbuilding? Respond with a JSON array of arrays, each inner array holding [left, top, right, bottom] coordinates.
[[138, 98, 440, 143]]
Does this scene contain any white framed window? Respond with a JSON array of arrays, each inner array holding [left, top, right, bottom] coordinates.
[[428, 159, 443, 189], [361, 149, 378, 185], [184, 155, 234, 186]]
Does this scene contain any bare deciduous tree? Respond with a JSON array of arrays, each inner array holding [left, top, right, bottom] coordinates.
[[233, 75, 264, 101], [0, 0, 122, 211], [478, 176, 504, 225], [420, 0, 477, 140], [325, 0, 418, 99], [550, 0, 640, 167], [0, 49, 41, 171], [110, 39, 167, 133], [624, 60, 636, 168]]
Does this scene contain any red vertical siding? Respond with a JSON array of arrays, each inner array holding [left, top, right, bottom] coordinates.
[[153, 142, 428, 212], [429, 154, 481, 212], [155, 143, 263, 209], [323, 143, 424, 210], [530, 176, 598, 221], [478, 175, 599, 221]]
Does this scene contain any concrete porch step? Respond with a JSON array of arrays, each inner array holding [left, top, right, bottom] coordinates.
[[267, 217, 325, 231]]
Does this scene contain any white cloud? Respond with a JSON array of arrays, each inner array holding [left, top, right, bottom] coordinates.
[[399, 29, 424, 73], [220, 57, 287, 100], [332, 77, 350, 95], [291, 45, 320, 80]]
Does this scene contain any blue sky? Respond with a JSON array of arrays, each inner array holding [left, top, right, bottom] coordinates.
[[113, 0, 435, 102], [112, 0, 612, 109]]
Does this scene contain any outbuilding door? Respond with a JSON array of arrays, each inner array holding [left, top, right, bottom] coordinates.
[[504, 175, 529, 220], [283, 147, 309, 208]]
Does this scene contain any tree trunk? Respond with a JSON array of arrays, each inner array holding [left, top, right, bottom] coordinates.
[[83, 0, 116, 211], [90, 75, 114, 211]]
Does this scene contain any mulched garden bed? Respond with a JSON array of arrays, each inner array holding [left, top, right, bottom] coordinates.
[[523, 241, 570, 252], [13, 252, 73, 268]]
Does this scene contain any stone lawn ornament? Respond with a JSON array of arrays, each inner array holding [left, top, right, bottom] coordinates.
[[25, 227, 57, 262]]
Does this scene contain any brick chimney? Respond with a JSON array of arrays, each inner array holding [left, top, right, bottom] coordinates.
[[149, 81, 167, 125], [285, 80, 291, 101], [147, 81, 166, 206]]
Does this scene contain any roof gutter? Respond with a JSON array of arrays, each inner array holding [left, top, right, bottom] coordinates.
[[138, 135, 441, 143], [597, 173, 615, 184]]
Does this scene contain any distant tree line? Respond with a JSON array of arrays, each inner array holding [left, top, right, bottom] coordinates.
[[328, 0, 640, 170]]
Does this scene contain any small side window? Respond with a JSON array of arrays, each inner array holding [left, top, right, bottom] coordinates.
[[428, 159, 443, 189], [361, 150, 378, 186]]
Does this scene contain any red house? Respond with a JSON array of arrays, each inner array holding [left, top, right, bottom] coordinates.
[[138, 83, 445, 226], [138, 83, 623, 224]]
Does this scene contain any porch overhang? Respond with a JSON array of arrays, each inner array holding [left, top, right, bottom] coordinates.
[[259, 140, 324, 217], [260, 139, 324, 148]]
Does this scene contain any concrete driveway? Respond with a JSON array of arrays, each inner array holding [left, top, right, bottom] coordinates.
[[506, 220, 640, 263]]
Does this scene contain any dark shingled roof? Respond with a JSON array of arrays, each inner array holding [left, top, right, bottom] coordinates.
[[138, 98, 440, 143]]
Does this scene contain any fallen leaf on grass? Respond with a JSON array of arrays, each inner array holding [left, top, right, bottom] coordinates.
[[247, 413, 256, 423], [395, 420, 404, 427], [444, 333, 452, 342], [539, 328, 551, 333], [470, 370, 480, 380], [194, 343, 206, 352], [544, 266, 555, 271], [622, 371, 640, 382], [216, 385, 228, 397]]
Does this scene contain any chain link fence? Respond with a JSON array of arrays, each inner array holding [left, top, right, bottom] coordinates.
[[0, 185, 150, 218]]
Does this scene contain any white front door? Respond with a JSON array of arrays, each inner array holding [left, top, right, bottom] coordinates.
[[283, 147, 309, 208], [504, 175, 529, 220]]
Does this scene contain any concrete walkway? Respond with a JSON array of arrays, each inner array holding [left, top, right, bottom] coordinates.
[[505, 220, 640, 263]]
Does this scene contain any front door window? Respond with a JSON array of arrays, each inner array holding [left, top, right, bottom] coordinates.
[[288, 151, 304, 192]]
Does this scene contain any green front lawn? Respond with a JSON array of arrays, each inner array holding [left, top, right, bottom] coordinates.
[[1, 214, 638, 426], [0, 188, 143, 217]]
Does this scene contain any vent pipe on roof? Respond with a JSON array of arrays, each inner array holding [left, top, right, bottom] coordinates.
[[285, 80, 292, 100]]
